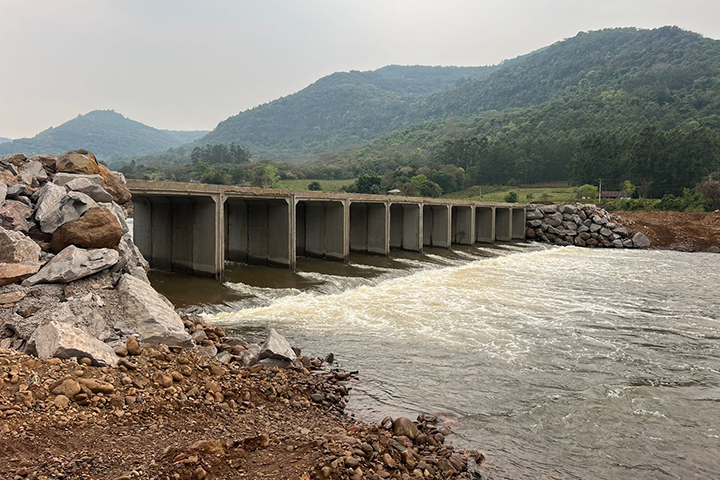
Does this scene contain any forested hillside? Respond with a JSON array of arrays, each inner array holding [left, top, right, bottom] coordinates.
[[197, 65, 497, 159], [117, 26, 720, 207], [0, 110, 208, 159]]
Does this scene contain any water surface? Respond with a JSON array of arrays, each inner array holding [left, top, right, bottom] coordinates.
[[154, 246, 720, 479]]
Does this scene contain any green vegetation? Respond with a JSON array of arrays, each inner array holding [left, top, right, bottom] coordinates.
[[114, 26, 720, 212], [0, 110, 208, 159], [276, 178, 353, 192]]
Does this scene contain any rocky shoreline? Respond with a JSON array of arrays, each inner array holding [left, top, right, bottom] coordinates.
[[525, 203, 651, 249], [0, 150, 484, 479]]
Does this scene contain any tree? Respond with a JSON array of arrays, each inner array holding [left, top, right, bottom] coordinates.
[[308, 181, 322, 191], [354, 174, 382, 194], [504, 191, 518, 203], [698, 171, 720, 210], [576, 184, 599, 199], [622, 180, 636, 197], [250, 164, 280, 188]]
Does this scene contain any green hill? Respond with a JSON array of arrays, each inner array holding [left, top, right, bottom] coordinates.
[[0, 110, 208, 159], [197, 65, 498, 159]]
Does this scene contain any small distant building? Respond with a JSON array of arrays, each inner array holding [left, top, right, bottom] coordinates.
[[600, 190, 624, 199], [387, 189, 401, 195]]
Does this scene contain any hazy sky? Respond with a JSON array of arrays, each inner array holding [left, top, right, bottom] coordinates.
[[1, 0, 719, 138]]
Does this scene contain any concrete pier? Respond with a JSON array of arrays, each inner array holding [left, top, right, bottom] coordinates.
[[349, 201, 389, 255], [475, 206, 495, 243], [133, 194, 223, 279], [512, 207, 526, 240], [225, 197, 294, 268], [390, 203, 422, 251], [495, 207, 512, 242], [128, 180, 526, 278], [423, 204, 450, 248], [451, 205, 474, 245], [296, 199, 347, 261]]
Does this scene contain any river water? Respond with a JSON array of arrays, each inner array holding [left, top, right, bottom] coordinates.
[[150, 245, 720, 480]]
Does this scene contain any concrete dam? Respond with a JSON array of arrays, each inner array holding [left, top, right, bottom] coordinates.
[[128, 180, 527, 280]]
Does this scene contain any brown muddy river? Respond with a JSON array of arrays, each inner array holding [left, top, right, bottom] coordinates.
[[150, 245, 720, 479]]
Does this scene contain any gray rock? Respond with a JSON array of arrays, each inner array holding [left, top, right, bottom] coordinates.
[[632, 232, 651, 248], [561, 204, 578, 215], [528, 219, 542, 228], [18, 160, 48, 186], [216, 350, 233, 364], [612, 239, 623, 248], [623, 239, 634, 248], [542, 205, 558, 213], [574, 236, 586, 247], [590, 223, 602, 233], [30, 320, 118, 367], [592, 215, 608, 225], [606, 222, 617, 229], [562, 221, 578, 231], [0, 199, 33, 232], [259, 329, 296, 363], [53, 173, 104, 187], [240, 345, 261, 366], [99, 202, 129, 234], [6, 184, 33, 198], [114, 273, 192, 348], [613, 226, 629, 237], [545, 212, 563, 227], [577, 225, 589, 233], [600, 227, 613, 237], [23, 246, 119, 286], [196, 344, 218, 358], [546, 226, 560, 235], [0, 226, 40, 263], [111, 233, 149, 282], [65, 178, 114, 203], [37, 190, 98, 234], [578, 210, 587, 221]]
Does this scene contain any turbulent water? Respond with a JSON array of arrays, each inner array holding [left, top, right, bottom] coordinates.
[[153, 245, 720, 480]]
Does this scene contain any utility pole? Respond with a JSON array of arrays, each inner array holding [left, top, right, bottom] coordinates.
[[598, 178, 603, 201]]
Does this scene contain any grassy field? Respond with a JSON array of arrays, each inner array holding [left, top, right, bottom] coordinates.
[[276, 178, 354, 192], [444, 183, 578, 203]]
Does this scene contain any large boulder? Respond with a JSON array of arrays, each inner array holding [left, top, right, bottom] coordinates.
[[0, 199, 33, 232], [632, 232, 651, 248], [37, 191, 98, 234], [115, 274, 192, 348], [23, 245, 119, 286], [99, 167, 131, 204], [259, 329, 296, 363], [53, 173, 104, 187], [30, 321, 118, 367], [50, 207, 123, 252], [64, 177, 113, 203], [56, 150, 102, 176], [0, 263, 40, 286], [0, 226, 40, 263], [0, 183, 7, 205]]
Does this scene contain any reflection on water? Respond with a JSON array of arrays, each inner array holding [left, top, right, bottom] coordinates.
[[152, 245, 720, 480]]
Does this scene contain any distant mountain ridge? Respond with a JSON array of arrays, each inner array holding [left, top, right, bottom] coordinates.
[[198, 65, 499, 159], [0, 138, 10, 144], [0, 110, 208, 159], [194, 26, 720, 161]]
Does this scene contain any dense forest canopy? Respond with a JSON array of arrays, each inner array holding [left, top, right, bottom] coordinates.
[[0, 110, 208, 159], [54, 27, 720, 209]]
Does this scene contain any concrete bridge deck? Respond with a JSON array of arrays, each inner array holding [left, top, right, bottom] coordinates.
[[128, 180, 526, 280]]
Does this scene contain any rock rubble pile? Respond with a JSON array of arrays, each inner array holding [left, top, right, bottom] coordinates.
[[525, 203, 651, 248]]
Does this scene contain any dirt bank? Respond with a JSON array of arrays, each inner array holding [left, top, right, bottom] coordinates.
[[0, 343, 485, 480], [618, 211, 720, 252]]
